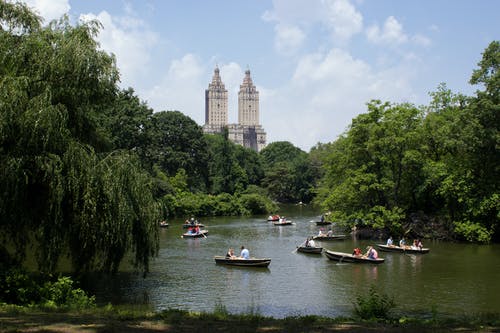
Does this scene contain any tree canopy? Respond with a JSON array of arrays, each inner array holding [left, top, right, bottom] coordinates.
[[0, 1, 159, 274]]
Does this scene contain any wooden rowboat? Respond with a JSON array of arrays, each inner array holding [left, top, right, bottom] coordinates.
[[297, 246, 323, 254], [377, 244, 430, 254], [182, 223, 205, 229], [214, 256, 271, 267], [324, 250, 385, 264], [273, 221, 293, 226], [312, 234, 347, 241], [182, 230, 208, 238], [312, 221, 332, 226]]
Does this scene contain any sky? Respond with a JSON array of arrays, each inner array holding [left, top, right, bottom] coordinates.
[[21, 0, 499, 151]]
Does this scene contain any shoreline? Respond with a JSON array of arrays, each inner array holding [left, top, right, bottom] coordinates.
[[1, 306, 499, 333]]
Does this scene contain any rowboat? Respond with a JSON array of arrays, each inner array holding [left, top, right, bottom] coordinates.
[[324, 250, 385, 264], [159, 221, 169, 228], [377, 244, 430, 254], [297, 246, 323, 254], [273, 220, 293, 226], [214, 256, 271, 267], [312, 221, 332, 226], [182, 230, 208, 238], [182, 223, 205, 229], [312, 234, 347, 241]]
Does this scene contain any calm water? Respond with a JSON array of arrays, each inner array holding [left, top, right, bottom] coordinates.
[[84, 205, 500, 318]]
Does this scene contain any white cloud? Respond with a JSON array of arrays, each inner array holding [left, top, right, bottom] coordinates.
[[22, 0, 70, 22], [412, 34, 432, 47], [79, 10, 158, 90], [366, 16, 408, 45], [323, 0, 363, 41], [144, 54, 206, 122], [263, 0, 363, 53], [274, 23, 306, 55], [263, 48, 418, 150]]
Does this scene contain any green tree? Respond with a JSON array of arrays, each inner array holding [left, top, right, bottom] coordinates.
[[205, 129, 247, 194], [316, 101, 424, 234], [260, 141, 316, 203], [98, 87, 153, 152], [0, 2, 159, 274], [144, 111, 209, 192]]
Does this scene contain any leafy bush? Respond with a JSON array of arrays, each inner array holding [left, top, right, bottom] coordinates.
[[353, 285, 396, 320], [239, 193, 277, 215], [453, 220, 492, 243], [0, 269, 94, 309], [40, 276, 95, 309], [161, 191, 276, 217]]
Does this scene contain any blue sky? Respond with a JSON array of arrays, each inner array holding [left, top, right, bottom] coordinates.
[[22, 0, 499, 151]]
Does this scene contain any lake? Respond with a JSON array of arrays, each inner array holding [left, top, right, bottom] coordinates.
[[84, 205, 500, 318]]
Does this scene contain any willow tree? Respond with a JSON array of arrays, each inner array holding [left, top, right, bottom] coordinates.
[[0, 1, 159, 274]]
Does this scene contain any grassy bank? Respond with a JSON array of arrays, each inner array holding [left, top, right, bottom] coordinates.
[[1, 304, 499, 333]]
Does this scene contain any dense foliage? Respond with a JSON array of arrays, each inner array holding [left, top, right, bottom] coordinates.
[[314, 41, 499, 242], [0, 1, 160, 274], [260, 141, 319, 203]]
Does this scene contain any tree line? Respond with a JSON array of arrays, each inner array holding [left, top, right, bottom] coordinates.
[[0, 2, 498, 279]]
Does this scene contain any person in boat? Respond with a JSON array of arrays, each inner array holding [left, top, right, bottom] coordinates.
[[386, 236, 393, 246], [320, 215, 325, 223], [411, 239, 418, 249], [304, 237, 315, 247], [366, 246, 378, 259], [318, 228, 325, 236], [240, 246, 250, 259], [326, 229, 333, 237], [399, 237, 406, 248], [417, 239, 423, 250], [194, 225, 200, 234], [308, 238, 316, 247], [187, 226, 193, 234], [352, 247, 362, 256], [226, 248, 235, 259]]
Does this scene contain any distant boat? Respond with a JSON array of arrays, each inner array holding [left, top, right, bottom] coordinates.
[[214, 256, 271, 267], [273, 220, 293, 226], [159, 221, 169, 228], [377, 244, 430, 254], [312, 234, 347, 241], [182, 223, 205, 229], [182, 230, 208, 238], [312, 220, 332, 226], [297, 246, 323, 254], [324, 250, 385, 264]]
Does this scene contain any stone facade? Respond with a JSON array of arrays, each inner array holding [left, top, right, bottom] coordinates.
[[203, 66, 266, 152]]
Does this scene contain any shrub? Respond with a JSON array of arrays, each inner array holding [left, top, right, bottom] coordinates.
[[40, 276, 95, 309], [353, 285, 396, 320]]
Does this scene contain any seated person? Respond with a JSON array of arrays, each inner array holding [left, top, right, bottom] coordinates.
[[366, 246, 378, 259], [386, 236, 393, 246], [240, 246, 250, 259], [352, 247, 362, 256], [226, 248, 235, 259], [326, 229, 333, 237]]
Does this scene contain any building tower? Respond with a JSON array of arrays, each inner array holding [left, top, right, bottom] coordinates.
[[204, 66, 228, 128], [238, 69, 259, 126], [203, 66, 266, 152]]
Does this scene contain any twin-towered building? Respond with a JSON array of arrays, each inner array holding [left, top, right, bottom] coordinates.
[[202, 66, 267, 152]]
